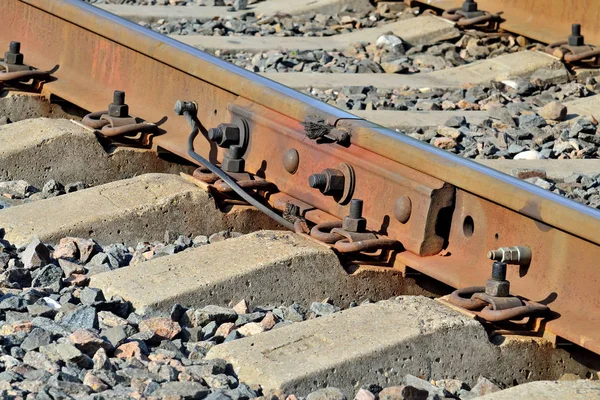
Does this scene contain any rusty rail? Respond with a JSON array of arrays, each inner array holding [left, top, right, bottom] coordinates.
[[3, 0, 600, 354], [411, 0, 600, 46]]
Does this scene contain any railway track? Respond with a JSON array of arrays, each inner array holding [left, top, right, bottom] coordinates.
[[0, 0, 599, 398]]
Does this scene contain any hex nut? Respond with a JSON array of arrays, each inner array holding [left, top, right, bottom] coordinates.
[[4, 53, 23, 65], [218, 124, 241, 147], [342, 216, 367, 233], [485, 279, 509, 297], [222, 157, 244, 173], [108, 103, 129, 118]]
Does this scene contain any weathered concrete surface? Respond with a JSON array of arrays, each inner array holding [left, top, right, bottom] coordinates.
[[563, 94, 600, 120], [98, 0, 374, 23], [267, 51, 559, 89], [176, 16, 458, 52], [0, 174, 281, 247], [476, 159, 600, 181], [355, 110, 488, 130], [0, 118, 192, 187], [90, 231, 425, 314], [0, 92, 79, 122], [475, 380, 600, 399], [207, 296, 596, 397]]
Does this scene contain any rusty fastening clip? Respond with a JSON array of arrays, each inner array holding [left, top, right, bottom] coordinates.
[[545, 24, 600, 67], [0, 41, 56, 88], [82, 91, 156, 145], [192, 166, 276, 195], [309, 199, 400, 254], [441, 0, 501, 29], [448, 259, 549, 322]]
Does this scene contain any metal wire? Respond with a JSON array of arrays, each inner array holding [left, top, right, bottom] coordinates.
[[184, 110, 295, 230]]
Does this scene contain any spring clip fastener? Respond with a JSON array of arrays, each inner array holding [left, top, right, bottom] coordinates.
[[448, 258, 549, 322], [82, 91, 156, 144], [545, 24, 600, 67], [309, 199, 400, 255], [441, 0, 501, 29]]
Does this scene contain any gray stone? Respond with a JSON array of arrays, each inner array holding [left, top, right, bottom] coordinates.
[[58, 259, 85, 276], [31, 264, 63, 291], [0, 268, 31, 288], [519, 114, 547, 129], [32, 317, 71, 337], [404, 374, 445, 399], [21, 327, 52, 351], [79, 287, 105, 306], [195, 305, 238, 325], [309, 302, 338, 317], [488, 106, 516, 127], [21, 237, 51, 269], [101, 325, 135, 348], [444, 115, 467, 128], [202, 321, 218, 340], [23, 351, 60, 373], [0, 180, 30, 198], [0, 293, 27, 311], [59, 305, 97, 331], [27, 303, 56, 318]]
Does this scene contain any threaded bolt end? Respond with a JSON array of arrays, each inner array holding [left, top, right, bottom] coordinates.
[[208, 127, 223, 143], [9, 41, 20, 54], [309, 173, 327, 190], [349, 199, 363, 219], [491, 261, 507, 281], [113, 90, 125, 106], [572, 23, 581, 36]]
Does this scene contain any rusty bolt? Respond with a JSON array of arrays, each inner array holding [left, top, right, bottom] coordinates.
[[568, 23, 585, 47], [309, 168, 345, 196], [485, 261, 510, 297], [4, 41, 23, 65], [283, 149, 299, 174], [221, 145, 245, 173], [208, 123, 240, 148], [462, 0, 478, 12], [487, 246, 532, 266], [393, 196, 412, 224], [342, 199, 367, 233], [108, 90, 129, 118], [174, 100, 197, 115]]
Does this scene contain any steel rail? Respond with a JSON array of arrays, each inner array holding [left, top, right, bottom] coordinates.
[[409, 0, 600, 46], [3, 0, 599, 353]]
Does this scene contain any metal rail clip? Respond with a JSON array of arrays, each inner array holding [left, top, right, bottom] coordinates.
[[448, 251, 550, 322], [82, 90, 157, 144], [0, 41, 56, 89], [441, 0, 501, 29], [309, 199, 400, 255], [546, 24, 600, 67]]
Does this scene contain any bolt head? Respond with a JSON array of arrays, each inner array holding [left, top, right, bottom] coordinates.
[[174, 100, 196, 115], [342, 216, 367, 233], [394, 196, 412, 224], [485, 279, 510, 297], [283, 149, 299, 174]]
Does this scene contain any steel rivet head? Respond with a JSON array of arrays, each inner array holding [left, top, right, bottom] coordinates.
[[283, 148, 299, 174], [394, 196, 412, 224]]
